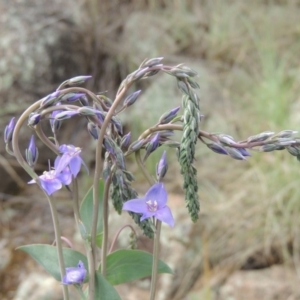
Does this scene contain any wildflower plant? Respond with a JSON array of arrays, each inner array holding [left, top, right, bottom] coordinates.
[[5, 57, 300, 299]]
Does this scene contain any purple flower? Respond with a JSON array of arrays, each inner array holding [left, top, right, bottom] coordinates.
[[56, 145, 88, 177], [4, 117, 15, 143], [28, 170, 63, 195], [122, 183, 174, 227], [156, 151, 168, 181], [62, 261, 86, 285], [25, 135, 39, 167]]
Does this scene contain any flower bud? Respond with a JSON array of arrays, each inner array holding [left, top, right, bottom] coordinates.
[[123, 90, 141, 107], [61, 93, 85, 103], [40, 91, 60, 108], [156, 150, 168, 181], [55, 110, 79, 121], [121, 132, 131, 150], [68, 75, 92, 85], [25, 135, 39, 167], [87, 122, 98, 140], [28, 113, 41, 126], [159, 106, 181, 124], [4, 117, 15, 143]]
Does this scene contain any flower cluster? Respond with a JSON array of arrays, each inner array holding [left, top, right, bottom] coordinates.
[[28, 144, 87, 195]]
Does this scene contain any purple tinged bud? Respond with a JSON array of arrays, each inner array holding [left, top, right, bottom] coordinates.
[[159, 106, 181, 124], [121, 132, 131, 149], [156, 150, 168, 181], [55, 110, 79, 121], [144, 133, 160, 160], [28, 113, 41, 126], [103, 137, 115, 155], [111, 117, 123, 135], [4, 117, 15, 143], [142, 57, 164, 68], [68, 75, 92, 85], [79, 95, 89, 106], [123, 90, 141, 107], [50, 110, 62, 132], [40, 91, 60, 108], [128, 139, 145, 152], [61, 93, 85, 103], [25, 135, 39, 167], [207, 143, 228, 155], [237, 148, 251, 157], [147, 133, 160, 153], [87, 122, 98, 139], [78, 106, 103, 116]]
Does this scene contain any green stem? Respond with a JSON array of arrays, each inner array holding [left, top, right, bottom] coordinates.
[[48, 195, 70, 300], [100, 174, 112, 276], [133, 149, 161, 300], [74, 284, 87, 300], [72, 179, 80, 226], [149, 220, 162, 300]]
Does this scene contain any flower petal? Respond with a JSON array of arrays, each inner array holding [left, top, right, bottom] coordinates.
[[155, 206, 174, 227], [140, 211, 156, 221], [69, 156, 82, 176], [122, 199, 147, 214], [145, 183, 168, 208], [40, 178, 62, 195]]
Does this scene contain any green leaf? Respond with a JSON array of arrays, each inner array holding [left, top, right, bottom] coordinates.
[[103, 249, 173, 285], [80, 180, 104, 234], [95, 271, 121, 300], [17, 244, 88, 282]]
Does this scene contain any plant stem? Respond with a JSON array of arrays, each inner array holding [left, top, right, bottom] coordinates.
[[149, 220, 162, 300], [100, 174, 112, 276], [89, 80, 133, 296], [11, 101, 69, 300], [47, 195, 70, 300], [108, 225, 136, 254]]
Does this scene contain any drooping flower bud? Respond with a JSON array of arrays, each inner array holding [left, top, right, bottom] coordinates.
[[87, 122, 98, 140], [121, 132, 131, 150], [28, 113, 41, 126], [123, 90, 141, 107], [25, 135, 39, 167], [68, 75, 92, 85], [144, 133, 160, 160], [40, 91, 60, 108], [79, 95, 89, 107], [4, 117, 15, 143], [159, 106, 181, 124], [156, 150, 168, 181], [50, 109, 62, 132], [54, 110, 79, 121], [60, 93, 85, 103]]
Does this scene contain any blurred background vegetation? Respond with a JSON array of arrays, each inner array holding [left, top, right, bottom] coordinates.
[[1, 0, 300, 299]]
